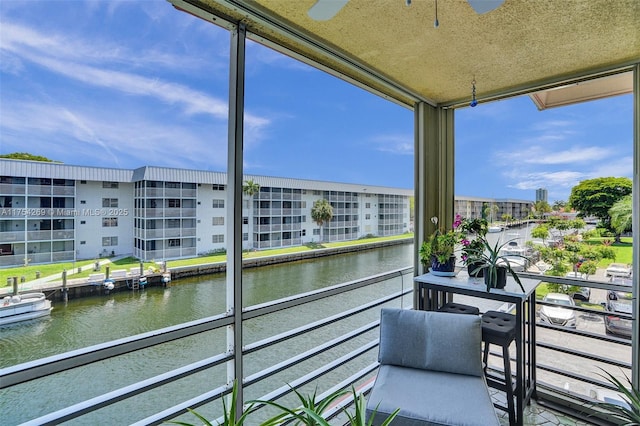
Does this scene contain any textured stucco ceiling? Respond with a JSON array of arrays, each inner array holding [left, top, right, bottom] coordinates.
[[176, 0, 640, 107]]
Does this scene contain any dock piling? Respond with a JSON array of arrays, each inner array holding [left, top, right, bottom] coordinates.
[[62, 270, 68, 302]]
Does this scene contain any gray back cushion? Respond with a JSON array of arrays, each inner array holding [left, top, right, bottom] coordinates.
[[378, 308, 483, 377]]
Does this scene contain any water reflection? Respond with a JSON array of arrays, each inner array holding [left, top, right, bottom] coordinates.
[[0, 244, 413, 425]]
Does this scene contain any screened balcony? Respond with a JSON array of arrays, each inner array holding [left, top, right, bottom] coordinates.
[[0, 1, 638, 425]]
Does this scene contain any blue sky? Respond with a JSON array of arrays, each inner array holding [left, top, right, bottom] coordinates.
[[0, 0, 633, 204]]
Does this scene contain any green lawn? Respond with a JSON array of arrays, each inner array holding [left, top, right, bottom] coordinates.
[[584, 237, 633, 266], [0, 234, 414, 288], [1, 259, 97, 286]]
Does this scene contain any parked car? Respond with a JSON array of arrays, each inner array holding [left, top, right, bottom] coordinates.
[[539, 293, 577, 328], [602, 277, 633, 338], [605, 263, 632, 278], [563, 272, 591, 301]]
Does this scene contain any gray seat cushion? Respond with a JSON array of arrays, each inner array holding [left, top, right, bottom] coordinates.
[[378, 308, 483, 377], [366, 365, 500, 426]]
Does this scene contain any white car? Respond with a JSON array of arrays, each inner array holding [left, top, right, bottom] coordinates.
[[539, 293, 577, 328], [605, 263, 632, 278]]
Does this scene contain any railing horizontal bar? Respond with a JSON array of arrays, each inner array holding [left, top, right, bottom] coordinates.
[[244, 289, 406, 354], [243, 267, 411, 321], [535, 385, 612, 426], [249, 339, 379, 407], [316, 362, 380, 421], [244, 321, 380, 387], [132, 383, 232, 426], [536, 341, 632, 368], [0, 313, 233, 389], [519, 272, 633, 292], [22, 352, 232, 426], [537, 363, 629, 392], [536, 321, 633, 345]]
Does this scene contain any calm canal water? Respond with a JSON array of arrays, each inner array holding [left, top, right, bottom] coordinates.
[[1, 244, 413, 425]]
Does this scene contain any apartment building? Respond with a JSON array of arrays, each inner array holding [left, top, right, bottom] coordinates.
[[0, 160, 412, 266], [0, 160, 535, 267], [455, 196, 534, 223]]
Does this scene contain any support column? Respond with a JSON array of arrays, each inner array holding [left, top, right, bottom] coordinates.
[[632, 64, 639, 389], [414, 102, 455, 308], [226, 22, 246, 413]]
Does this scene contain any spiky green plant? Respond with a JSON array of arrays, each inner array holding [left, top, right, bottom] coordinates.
[[256, 385, 348, 426], [343, 386, 399, 426], [594, 369, 640, 425], [167, 380, 255, 426]]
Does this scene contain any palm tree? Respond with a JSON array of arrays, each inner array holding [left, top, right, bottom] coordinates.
[[552, 200, 567, 212], [311, 199, 333, 242], [533, 200, 551, 219], [609, 194, 632, 242], [484, 203, 499, 224], [242, 179, 260, 248]]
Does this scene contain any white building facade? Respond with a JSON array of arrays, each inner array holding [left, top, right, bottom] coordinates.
[[1, 160, 536, 267], [0, 160, 413, 266]]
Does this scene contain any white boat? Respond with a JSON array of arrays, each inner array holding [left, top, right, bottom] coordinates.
[[103, 278, 115, 291], [488, 225, 502, 233], [0, 292, 52, 326]]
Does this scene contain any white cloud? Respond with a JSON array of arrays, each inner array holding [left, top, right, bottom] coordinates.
[[371, 134, 413, 155], [0, 99, 229, 170], [1, 19, 272, 155], [509, 170, 586, 190], [587, 156, 633, 180], [498, 145, 610, 165]]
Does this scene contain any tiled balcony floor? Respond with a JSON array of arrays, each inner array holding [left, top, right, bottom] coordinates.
[[491, 391, 593, 426]]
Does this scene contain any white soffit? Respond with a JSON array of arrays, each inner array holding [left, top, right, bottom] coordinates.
[[529, 72, 633, 110]]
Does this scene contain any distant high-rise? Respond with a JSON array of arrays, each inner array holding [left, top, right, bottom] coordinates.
[[536, 188, 548, 203]]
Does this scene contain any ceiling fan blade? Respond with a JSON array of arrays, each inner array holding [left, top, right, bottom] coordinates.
[[467, 0, 504, 14], [308, 0, 349, 21]]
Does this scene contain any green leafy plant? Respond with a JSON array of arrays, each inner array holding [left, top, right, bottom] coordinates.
[[423, 216, 463, 264], [257, 385, 348, 426], [167, 380, 255, 426], [257, 385, 398, 426], [344, 386, 399, 426], [458, 217, 488, 266], [593, 369, 640, 425], [466, 238, 527, 292], [166, 382, 399, 426]]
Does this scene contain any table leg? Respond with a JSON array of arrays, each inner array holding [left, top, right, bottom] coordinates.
[[515, 301, 524, 426]]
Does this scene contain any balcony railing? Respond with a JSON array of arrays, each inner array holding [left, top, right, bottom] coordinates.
[[0, 230, 24, 241], [0, 268, 633, 425], [0, 267, 413, 425], [0, 183, 26, 194]]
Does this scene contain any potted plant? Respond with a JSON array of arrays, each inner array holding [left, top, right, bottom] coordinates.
[[592, 368, 640, 425], [459, 217, 489, 277], [168, 381, 398, 426], [466, 237, 527, 291], [421, 216, 462, 275]]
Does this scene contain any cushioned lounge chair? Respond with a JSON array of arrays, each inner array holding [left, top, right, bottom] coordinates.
[[366, 308, 500, 426]]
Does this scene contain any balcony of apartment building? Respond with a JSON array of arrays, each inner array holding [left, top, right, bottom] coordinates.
[[0, 181, 26, 195], [1, 2, 637, 426], [4, 259, 634, 425]]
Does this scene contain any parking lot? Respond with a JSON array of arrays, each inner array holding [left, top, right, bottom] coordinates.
[[534, 269, 632, 396]]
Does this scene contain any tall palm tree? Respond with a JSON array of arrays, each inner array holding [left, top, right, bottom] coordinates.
[[242, 179, 260, 248], [484, 203, 499, 223], [311, 198, 333, 242], [609, 195, 632, 242]]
